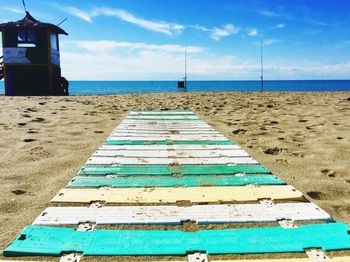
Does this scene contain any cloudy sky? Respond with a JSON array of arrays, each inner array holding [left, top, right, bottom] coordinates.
[[1, 0, 350, 80]]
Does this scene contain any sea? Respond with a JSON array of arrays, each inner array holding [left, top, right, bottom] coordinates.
[[1, 80, 350, 95]]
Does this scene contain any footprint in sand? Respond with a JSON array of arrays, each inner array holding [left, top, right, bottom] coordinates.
[[232, 129, 247, 135], [263, 147, 283, 155], [11, 189, 27, 195], [32, 117, 45, 123], [306, 191, 326, 200], [23, 139, 36, 143], [321, 168, 336, 178]]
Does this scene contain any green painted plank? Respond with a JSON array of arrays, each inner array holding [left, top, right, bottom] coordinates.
[[126, 118, 200, 121], [104, 140, 233, 145], [4, 223, 350, 256], [78, 164, 270, 176], [68, 175, 283, 188]]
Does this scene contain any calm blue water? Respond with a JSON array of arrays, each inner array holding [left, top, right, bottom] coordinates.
[[1, 80, 350, 95]]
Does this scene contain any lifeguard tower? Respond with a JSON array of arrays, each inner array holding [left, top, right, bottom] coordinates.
[[0, 11, 69, 96]]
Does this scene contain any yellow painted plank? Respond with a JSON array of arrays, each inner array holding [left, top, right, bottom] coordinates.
[[51, 185, 304, 204]]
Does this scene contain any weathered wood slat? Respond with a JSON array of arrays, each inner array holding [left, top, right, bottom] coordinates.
[[5, 223, 350, 256], [93, 149, 250, 158], [85, 156, 258, 165], [33, 203, 331, 225], [68, 175, 284, 188], [51, 185, 304, 204], [99, 144, 241, 150]]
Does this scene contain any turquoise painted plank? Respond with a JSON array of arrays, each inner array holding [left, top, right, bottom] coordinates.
[[104, 140, 233, 145], [78, 164, 270, 176], [126, 118, 200, 120], [4, 223, 350, 256], [68, 175, 283, 188]]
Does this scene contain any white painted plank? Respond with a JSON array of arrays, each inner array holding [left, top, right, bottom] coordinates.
[[93, 149, 250, 158], [85, 156, 258, 165], [119, 124, 212, 128], [33, 203, 331, 225], [110, 134, 224, 138], [108, 135, 228, 141], [99, 144, 242, 150], [116, 127, 216, 131], [112, 130, 220, 134], [129, 111, 196, 115], [119, 122, 211, 126], [121, 121, 207, 125], [126, 116, 200, 119]]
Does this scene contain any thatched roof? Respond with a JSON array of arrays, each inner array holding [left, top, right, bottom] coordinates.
[[0, 11, 68, 35]]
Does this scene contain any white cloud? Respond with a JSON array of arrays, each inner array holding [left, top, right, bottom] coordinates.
[[66, 40, 204, 54], [59, 42, 350, 80], [62, 6, 93, 23], [276, 23, 285, 28], [262, 39, 281, 46], [248, 28, 259, 36], [257, 9, 284, 18], [305, 19, 328, 26], [191, 25, 210, 32], [3, 7, 23, 14], [93, 8, 184, 36], [211, 24, 240, 41], [56, 4, 184, 36]]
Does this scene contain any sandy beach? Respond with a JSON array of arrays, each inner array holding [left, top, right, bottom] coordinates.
[[0, 91, 349, 255]]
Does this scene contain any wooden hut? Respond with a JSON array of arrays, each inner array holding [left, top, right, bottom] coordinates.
[[0, 12, 69, 96]]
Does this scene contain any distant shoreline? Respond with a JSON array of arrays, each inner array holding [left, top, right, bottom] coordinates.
[[2, 80, 349, 95]]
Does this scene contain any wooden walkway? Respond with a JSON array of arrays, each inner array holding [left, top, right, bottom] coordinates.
[[3, 110, 350, 261]]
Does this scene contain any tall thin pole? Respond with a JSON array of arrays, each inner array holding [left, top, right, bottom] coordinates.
[[184, 45, 187, 90], [260, 39, 264, 92], [21, 0, 27, 13]]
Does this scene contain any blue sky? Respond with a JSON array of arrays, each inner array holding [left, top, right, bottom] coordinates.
[[1, 0, 350, 80]]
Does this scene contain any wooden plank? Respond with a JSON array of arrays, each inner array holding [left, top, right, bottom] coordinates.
[[92, 149, 250, 158], [129, 110, 194, 112], [85, 156, 258, 165], [121, 120, 205, 124], [125, 114, 200, 120], [107, 136, 228, 141], [112, 130, 220, 134], [68, 175, 285, 188], [125, 118, 201, 121], [51, 185, 304, 204], [78, 164, 271, 176], [99, 144, 242, 150], [210, 258, 350, 262], [4, 223, 350, 256], [115, 127, 217, 131], [118, 124, 212, 129], [129, 111, 196, 115], [104, 140, 233, 145], [33, 203, 330, 226]]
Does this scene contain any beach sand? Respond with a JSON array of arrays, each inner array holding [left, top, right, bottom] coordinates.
[[0, 92, 349, 257]]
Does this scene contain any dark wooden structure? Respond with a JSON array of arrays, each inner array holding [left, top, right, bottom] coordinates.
[[0, 12, 69, 96]]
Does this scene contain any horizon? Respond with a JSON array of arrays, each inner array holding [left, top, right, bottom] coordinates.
[[0, 0, 350, 80]]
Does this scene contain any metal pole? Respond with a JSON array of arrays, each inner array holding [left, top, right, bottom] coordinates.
[[184, 45, 187, 90], [260, 39, 264, 92], [21, 0, 27, 13]]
